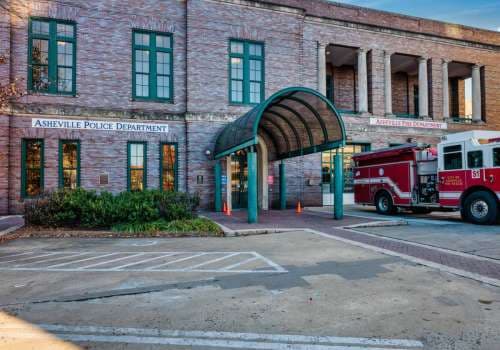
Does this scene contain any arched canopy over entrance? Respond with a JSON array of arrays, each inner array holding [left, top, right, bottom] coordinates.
[[213, 87, 346, 224], [214, 87, 346, 160]]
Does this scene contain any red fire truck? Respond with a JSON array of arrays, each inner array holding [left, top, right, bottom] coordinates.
[[352, 131, 500, 225]]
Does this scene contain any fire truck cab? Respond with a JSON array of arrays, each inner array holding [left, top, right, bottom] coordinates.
[[352, 130, 500, 225]]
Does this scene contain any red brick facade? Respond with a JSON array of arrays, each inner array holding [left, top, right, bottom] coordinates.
[[0, 0, 499, 214]]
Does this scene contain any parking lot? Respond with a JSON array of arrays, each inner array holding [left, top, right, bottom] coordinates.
[[1, 230, 499, 350]]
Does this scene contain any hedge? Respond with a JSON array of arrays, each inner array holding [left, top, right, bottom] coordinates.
[[24, 188, 200, 229]]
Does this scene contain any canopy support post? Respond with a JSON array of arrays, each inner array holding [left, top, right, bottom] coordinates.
[[214, 161, 222, 212], [279, 160, 286, 210], [247, 150, 258, 223], [334, 150, 344, 220]]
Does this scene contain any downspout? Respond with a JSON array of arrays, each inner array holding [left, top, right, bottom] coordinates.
[[184, 0, 189, 193], [7, 3, 13, 214]]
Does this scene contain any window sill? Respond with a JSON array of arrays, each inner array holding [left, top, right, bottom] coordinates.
[[132, 97, 174, 104], [228, 102, 260, 107], [28, 91, 77, 98], [445, 117, 479, 125]]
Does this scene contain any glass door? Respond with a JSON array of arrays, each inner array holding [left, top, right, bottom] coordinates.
[[231, 151, 248, 209]]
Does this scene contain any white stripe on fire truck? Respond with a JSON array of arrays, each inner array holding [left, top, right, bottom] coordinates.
[[353, 177, 411, 199], [438, 192, 462, 199]]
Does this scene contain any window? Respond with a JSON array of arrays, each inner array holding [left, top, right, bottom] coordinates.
[[443, 144, 463, 170], [22, 139, 44, 197], [59, 140, 80, 189], [494, 148, 500, 167], [322, 144, 370, 193], [132, 30, 173, 101], [229, 40, 264, 104], [28, 18, 76, 94], [160, 143, 178, 191], [467, 151, 483, 169], [127, 142, 147, 191]]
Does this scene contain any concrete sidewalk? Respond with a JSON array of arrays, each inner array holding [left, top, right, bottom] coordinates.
[[204, 209, 500, 287], [0, 216, 24, 237]]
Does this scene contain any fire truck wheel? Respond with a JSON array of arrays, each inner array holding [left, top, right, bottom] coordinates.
[[463, 191, 498, 225], [375, 192, 396, 215]]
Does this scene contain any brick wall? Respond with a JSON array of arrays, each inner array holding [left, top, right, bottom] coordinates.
[[2, 0, 500, 213], [9, 0, 187, 114], [8, 116, 183, 213], [333, 66, 356, 112], [0, 115, 9, 214]]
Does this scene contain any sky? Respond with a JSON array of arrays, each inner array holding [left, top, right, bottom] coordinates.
[[333, 0, 500, 32]]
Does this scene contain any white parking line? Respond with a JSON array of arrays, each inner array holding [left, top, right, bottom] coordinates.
[[0, 252, 58, 264], [0, 251, 288, 274], [79, 253, 145, 269], [110, 253, 178, 270], [185, 252, 240, 270], [0, 251, 34, 260], [16, 252, 87, 267], [145, 252, 208, 270], [222, 256, 259, 271], [46, 253, 120, 268], [0, 324, 424, 349]]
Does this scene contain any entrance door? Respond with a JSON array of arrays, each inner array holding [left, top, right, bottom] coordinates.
[[231, 151, 248, 209]]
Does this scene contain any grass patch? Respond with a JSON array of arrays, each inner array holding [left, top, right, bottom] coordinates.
[[111, 218, 223, 236]]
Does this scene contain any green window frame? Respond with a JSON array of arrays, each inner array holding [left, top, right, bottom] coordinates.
[[160, 142, 178, 191], [59, 140, 81, 189], [21, 139, 44, 198], [132, 29, 173, 102], [127, 141, 147, 191], [322, 143, 371, 193], [229, 39, 264, 105], [28, 18, 76, 95]]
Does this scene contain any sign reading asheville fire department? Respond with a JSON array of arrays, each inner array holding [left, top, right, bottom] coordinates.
[[369, 117, 447, 130], [32, 118, 169, 133]]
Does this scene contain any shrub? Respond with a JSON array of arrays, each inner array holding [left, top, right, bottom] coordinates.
[[24, 188, 200, 229]]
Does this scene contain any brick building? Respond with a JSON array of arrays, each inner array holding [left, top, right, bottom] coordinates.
[[0, 0, 499, 214]]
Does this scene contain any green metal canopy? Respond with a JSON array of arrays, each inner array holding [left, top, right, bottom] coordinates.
[[214, 87, 346, 160]]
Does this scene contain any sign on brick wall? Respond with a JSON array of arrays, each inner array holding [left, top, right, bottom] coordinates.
[[32, 118, 169, 133], [369, 117, 447, 130]]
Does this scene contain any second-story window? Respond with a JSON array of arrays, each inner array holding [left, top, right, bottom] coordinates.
[[132, 30, 173, 102], [229, 40, 264, 105], [28, 18, 76, 95]]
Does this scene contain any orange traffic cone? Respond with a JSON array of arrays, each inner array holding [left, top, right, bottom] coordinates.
[[226, 206, 232, 216], [223, 201, 227, 214], [296, 201, 302, 214]]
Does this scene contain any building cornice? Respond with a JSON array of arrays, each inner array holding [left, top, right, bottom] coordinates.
[[255, 0, 500, 49], [10, 103, 186, 122]]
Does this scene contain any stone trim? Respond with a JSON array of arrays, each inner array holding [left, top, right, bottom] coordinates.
[[305, 16, 500, 52]]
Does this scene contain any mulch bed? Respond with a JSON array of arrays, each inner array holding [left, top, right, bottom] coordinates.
[[0, 226, 223, 243]]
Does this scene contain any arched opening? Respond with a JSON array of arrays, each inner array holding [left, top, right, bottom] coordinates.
[[214, 87, 346, 223]]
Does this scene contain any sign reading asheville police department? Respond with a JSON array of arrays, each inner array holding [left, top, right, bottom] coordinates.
[[32, 118, 169, 133]]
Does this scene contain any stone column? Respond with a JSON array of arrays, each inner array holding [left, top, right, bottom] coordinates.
[[317, 42, 327, 96], [357, 48, 368, 113], [384, 51, 393, 116], [472, 64, 482, 122], [418, 57, 429, 118], [442, 60, 449, 119]]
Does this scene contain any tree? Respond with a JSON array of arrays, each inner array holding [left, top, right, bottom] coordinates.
[[0, 54, 23, 109]]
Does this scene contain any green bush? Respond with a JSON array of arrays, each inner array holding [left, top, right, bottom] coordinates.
[[111, 218, 222, 235], [24, 188, 200, 229]]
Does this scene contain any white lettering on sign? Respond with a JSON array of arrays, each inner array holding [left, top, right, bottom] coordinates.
[[32, 118, 169, 133], [369, 117, 447, 130]]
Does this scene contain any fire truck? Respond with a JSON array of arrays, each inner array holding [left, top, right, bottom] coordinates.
[[352, 130, 500, 225]]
